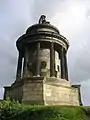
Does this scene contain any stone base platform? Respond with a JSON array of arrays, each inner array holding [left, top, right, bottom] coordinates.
[[4, 77, 82, 106]]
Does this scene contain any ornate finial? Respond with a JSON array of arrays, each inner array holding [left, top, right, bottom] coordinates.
[[38, 15, 50, 24]]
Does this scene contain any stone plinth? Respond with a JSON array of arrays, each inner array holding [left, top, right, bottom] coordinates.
[[4, 77, 82, 106], [44, 78, 81, 105]]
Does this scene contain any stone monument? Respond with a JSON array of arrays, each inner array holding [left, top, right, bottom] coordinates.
[[4, 15, 82, 106]]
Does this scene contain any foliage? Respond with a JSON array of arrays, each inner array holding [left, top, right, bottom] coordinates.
[[0, 99, 90, 120]]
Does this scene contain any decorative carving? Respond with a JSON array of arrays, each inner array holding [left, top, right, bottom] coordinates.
[[39, 15, 50, 24], [41, 61, 47, 69]]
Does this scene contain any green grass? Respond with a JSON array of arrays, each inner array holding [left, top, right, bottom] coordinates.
[[0, 99, 90, 120]]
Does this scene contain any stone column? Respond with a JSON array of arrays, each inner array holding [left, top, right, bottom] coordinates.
[[64, 54, 68, 81], [60, 47, 65, 79], [36, 42, 40, 76], [50, 42, 55, 77], [16, 52, 22, 80]]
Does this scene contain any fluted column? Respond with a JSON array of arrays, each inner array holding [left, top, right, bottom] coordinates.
[[50, 42, 55, 77], [60, 47, 65, 79], [64, 54, 68, 80], [16, 52, 22, 81], [36, 42, 40, 76]]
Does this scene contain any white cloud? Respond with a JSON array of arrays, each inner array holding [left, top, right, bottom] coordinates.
[[51, 0, 89, 39]]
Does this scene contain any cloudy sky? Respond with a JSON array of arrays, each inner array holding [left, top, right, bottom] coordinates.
[[0, 0, 90, 105]]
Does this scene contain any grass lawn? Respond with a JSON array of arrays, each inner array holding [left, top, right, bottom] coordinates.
[[0, 100, 90, 120]]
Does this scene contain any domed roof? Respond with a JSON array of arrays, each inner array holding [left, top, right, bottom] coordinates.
[[26, 23, 60, 35], [26, 15, 60, 35], [16, 15, 69, 52]]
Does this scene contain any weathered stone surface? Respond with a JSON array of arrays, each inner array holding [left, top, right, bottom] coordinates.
[[44, 79, 80, 105], [4, 77, 81, 106]]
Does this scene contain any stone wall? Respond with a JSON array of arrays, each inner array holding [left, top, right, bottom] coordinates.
[[39, 49, 50, 77], [44, 80, 80, 105], [22, 77, 44, 104], [24, 48, 61, 78], [4, 77, 81, 106], [10, 85, 23, 101], [55, 51, 61, 77]]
